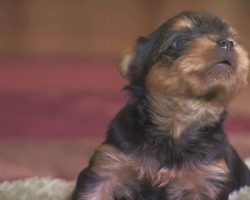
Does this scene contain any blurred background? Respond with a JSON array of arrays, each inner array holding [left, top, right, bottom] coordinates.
[[0, 0, 250, 180]]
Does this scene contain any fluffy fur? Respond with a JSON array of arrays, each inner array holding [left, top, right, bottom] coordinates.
[[72, 11, 250, 200]]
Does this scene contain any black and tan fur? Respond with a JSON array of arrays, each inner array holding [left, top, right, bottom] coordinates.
[[72, 11, 250, 200]]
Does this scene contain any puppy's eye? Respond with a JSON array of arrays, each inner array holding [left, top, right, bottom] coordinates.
[[171, 36, 192, 49]]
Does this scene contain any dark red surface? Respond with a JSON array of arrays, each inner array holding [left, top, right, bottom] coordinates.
[[0, 58, 126, 139], [0, 58, 249, 139]]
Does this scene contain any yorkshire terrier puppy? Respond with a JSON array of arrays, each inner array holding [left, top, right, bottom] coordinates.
[[72, 11, 250, 200]]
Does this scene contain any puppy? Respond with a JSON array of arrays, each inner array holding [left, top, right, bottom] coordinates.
[[72, 11, 250, 200]]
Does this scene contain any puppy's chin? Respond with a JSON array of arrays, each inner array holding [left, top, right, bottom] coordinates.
[[180, 60, 247, 103], [199, 56, 237, 87]]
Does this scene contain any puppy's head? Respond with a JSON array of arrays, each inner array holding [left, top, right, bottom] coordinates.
[[118, 11, 249, 104]]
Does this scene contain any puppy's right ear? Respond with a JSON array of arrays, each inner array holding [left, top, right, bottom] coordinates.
[[117, 34, 159, 82], [117, 23, 165, 82], [117, 47, 136, 80], [117, 37, 147, 81]]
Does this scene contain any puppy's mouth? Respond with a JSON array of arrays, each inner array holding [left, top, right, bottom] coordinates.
[[203, 57, 235, 77], [210, 57, 236, 74], [214, 59, 232, 69]]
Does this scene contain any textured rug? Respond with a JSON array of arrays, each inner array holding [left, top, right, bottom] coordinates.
[[0, 160, 249, 200]]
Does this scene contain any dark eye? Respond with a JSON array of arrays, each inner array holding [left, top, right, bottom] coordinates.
[[171, 35, 192, 49]]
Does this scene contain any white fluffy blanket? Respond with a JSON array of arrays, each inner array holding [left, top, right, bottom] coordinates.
[[0, 177, 75, 200], [0, 159, 250, 200]]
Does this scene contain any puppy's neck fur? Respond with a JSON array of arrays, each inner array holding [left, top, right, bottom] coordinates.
[[146, 92, 225, 138]]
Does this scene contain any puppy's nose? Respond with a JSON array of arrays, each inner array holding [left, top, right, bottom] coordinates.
[[217, 39, 234, 51]]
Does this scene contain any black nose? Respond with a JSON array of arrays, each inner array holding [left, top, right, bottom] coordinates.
[[217, 39, 234, 51]]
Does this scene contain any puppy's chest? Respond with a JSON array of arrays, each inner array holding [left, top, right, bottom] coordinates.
[[137, 159, 229, 200]]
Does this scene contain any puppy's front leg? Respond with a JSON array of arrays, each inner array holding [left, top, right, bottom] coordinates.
[[71, 145, 138, 200]]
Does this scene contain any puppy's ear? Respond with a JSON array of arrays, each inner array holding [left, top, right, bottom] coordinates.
[[117, 29, 162, 82], [117, 47, 136, 80], [117, 37, 148, 81]]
